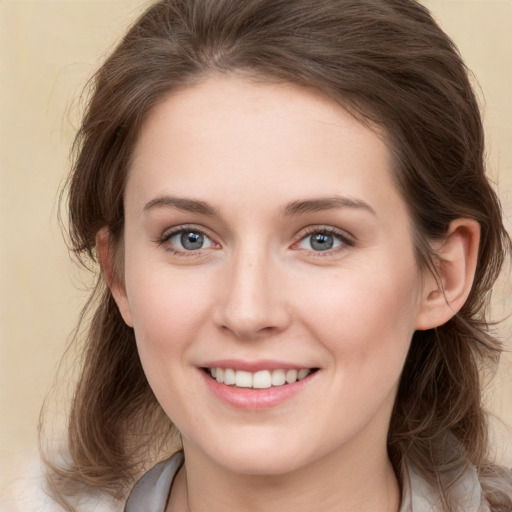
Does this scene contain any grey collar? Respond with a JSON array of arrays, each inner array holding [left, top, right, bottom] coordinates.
[[125, 451, 487, 512]]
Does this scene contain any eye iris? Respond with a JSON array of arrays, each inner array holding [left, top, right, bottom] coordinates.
[[181, 231, 204, 250], [310, 233, 333, 251]]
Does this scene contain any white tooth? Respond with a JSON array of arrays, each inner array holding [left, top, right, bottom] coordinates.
[[215, 368, 224, 383], [235, 370, 253, 388], [271, 369, 286, 386], [210, 368, 216, 378], [285, 369, 298, 384], [297, 369, 311, 381], [253, 370, 272, 389], [224, 368, 236, 385]]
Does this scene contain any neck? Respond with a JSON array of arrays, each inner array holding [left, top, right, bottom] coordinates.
[[168, 439, 400, 512]]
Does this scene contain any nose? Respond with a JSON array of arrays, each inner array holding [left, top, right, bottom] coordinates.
[[213, 248, 291, 340]]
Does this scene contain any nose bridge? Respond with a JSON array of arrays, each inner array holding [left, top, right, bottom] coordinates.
[[216, 241, 288, 338]]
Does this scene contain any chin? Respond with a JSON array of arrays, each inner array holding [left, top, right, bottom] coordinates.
[[200, 434, 321, 476], [219, 451, 306, 476]]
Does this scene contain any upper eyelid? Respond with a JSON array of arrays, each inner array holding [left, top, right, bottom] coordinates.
[[160, 224, 214, 241], [295, 225, 355, 242]]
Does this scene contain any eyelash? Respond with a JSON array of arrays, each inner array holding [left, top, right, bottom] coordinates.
[[156, 225, 217, 257], [156, 225, 354, 257], [294, 226, 355, 256]]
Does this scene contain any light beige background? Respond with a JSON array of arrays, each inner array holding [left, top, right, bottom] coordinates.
[[1, 0, 511, 495]]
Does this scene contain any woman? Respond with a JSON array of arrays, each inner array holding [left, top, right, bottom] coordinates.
[[42, 0, 511, 510]]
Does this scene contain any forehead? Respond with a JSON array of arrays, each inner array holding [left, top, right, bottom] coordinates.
[[127, 75, 406, 222]]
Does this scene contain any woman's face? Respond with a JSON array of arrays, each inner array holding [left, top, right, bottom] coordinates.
[[116, 76, 428, 475]]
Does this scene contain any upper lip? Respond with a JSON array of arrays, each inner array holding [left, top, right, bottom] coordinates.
[[201, 359, 316, 372]]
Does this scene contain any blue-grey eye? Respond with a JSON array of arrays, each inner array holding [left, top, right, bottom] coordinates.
[[310, 233, 334, 251], [297, 231, 345, 252], [168, 229, 213, 251], [181, 231, 204, 250]]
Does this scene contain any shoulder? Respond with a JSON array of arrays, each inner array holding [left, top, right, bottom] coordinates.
[[479, 465, 512, 512], [0, 453, 123, 512], [403, 461, 511, 512]]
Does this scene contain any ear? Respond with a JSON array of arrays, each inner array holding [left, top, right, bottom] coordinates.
[[96, 228, 134, 327], [415, 219, 480, 331]]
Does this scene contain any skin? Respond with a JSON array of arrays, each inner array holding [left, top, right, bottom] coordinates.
[[103, 75, 480, 512]]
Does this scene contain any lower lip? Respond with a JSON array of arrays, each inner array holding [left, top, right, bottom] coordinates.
[[201, 370, 316, 410]]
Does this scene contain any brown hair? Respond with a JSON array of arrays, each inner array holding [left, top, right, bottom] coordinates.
[[44, 0, 511, 509]]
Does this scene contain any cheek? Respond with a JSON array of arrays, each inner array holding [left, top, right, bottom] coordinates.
[[298, 258, 421, 365], [123, 262, 212, 362], [123, 268, 214, 419], [298, 265, 421, 430]]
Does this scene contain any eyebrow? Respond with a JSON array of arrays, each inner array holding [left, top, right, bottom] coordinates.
[[143, 196, 216, 215], [143, 194, 376, 217], [282, 196, 376, 216]]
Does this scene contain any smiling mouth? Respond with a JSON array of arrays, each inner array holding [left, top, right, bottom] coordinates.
[[204, 367, 319, 389]]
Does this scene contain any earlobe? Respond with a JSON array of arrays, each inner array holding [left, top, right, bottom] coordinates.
[[415, 219, 480, 331], [96, 228, 134, 327]]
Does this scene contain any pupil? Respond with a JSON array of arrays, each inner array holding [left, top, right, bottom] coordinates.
[[181, 231, 203, 250], [311, 233, 333, 251]]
